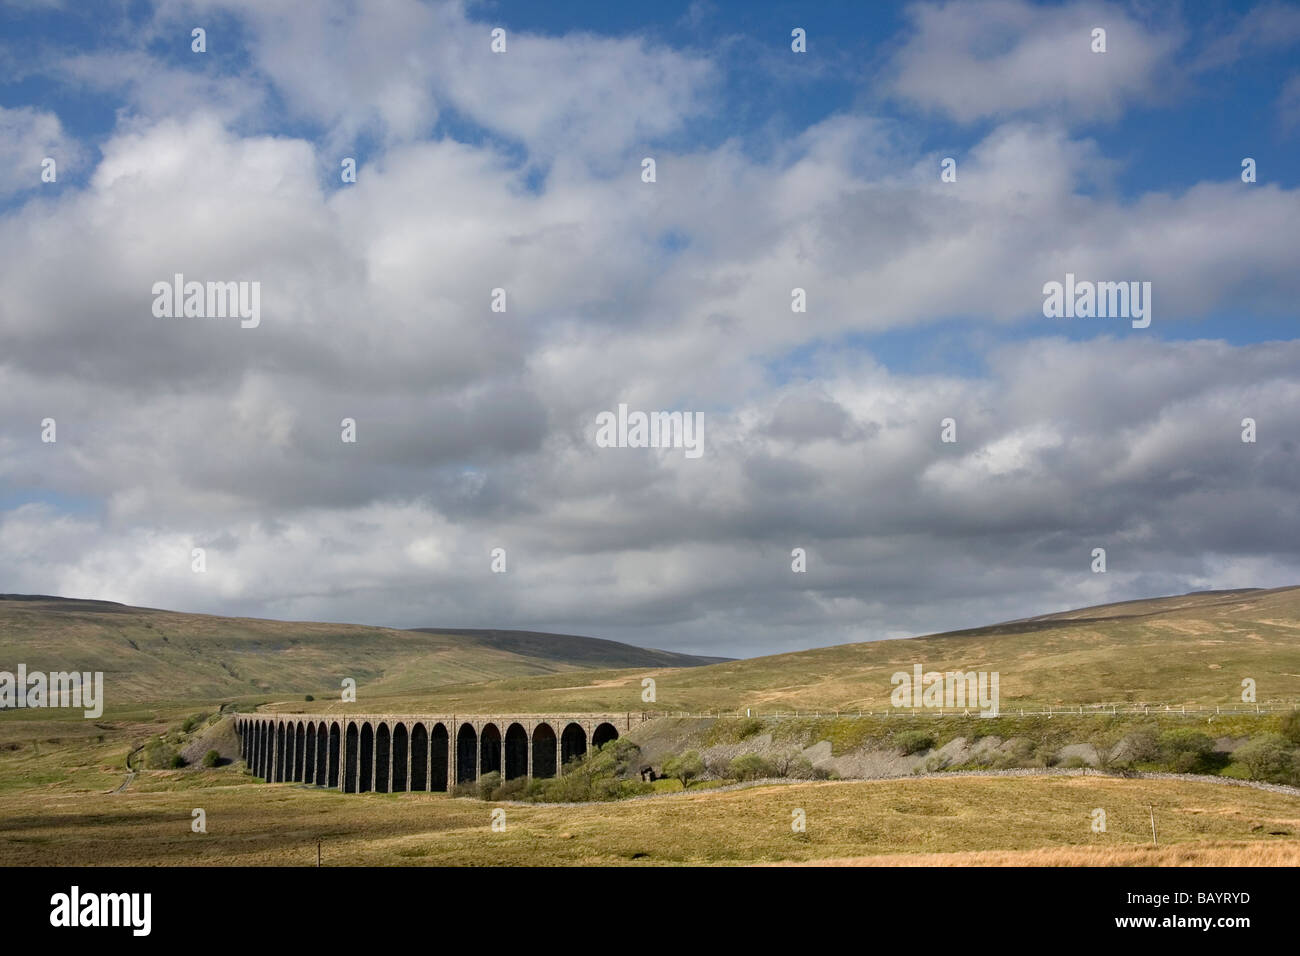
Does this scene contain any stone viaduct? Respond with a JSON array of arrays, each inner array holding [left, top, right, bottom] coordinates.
[[234, 713, 646, 792]]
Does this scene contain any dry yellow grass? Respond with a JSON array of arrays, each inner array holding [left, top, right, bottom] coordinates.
[[3, 771, 1297, 866], [777, 840, 1300, 866]]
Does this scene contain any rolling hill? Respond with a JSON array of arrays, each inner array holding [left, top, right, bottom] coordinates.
[[300, 586, 1300, 714], [7, 587, 1300, 713], [0, 595, 720, 703]]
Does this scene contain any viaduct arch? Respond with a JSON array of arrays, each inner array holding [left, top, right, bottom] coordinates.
[[234, 714, 638, 793]]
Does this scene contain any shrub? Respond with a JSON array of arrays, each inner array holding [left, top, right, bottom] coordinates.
[[729, 753, 774, 780], [304, 694, 314, 702], [476, 771, 502, 800], [1109, 728, 1160, 768], [1158, 729, 1214, 757], [786, 756, 816, 779], [1159, 729, 1216, 774], [202, 749, 221, 768], [1169, 751, 1199, 773], [735, 717, 765, 739], [1232, 735, 1297, 783], [662, 751, 705, 790], [447, 740, 659, 804], [1280, 709, 1300, 746], [784, 756, 833, 780], [991, 738, 1035, 769], [704, 751, 733, 779], [527, 742, 652, 802], [142, 739, 181, 770], [768, 750, 795, 776], [893, 730, 935, 755], [592, 738, 644, 777], [490, 776, 528, 801]]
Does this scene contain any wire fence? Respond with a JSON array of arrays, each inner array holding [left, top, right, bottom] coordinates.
[[637, 703, 1300, 720]]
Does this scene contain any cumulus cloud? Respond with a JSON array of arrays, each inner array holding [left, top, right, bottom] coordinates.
[[1, 1, 1298, 657], [886, 0, 1182, 122], [0, 105, 81, 198], [142, 0, 715, 167], [4, 328, 1299, 655]]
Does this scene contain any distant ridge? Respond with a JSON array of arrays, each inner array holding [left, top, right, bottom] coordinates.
[[409, 627, 732, 668], [0, 594, 727, 702]]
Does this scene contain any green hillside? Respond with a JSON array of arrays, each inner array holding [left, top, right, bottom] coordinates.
[[293, 586, 1300, 715], [7, 587, 1300, 714], [0, 595, 717, 703]]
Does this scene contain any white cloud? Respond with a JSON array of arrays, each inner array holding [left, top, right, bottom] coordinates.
[[886, 0, 1182, 122], [0, 105, 81, 198], [2, 2, 1299, 655], [152, 0, 715, 165]]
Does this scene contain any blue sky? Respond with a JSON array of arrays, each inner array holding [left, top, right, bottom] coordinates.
[[4, 1, 1297, 377], [1, 0, 1298, 654], [6, 1, 1299, 202]]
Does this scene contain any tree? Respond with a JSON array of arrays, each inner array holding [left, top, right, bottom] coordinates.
[[1280, 709, 1300, 746], [1158, 729, 1215, 773], [662, 751, 704, 790], [1233, 735, 1296, 783], [769, 749, 797, 776], [729, 753, 773, 780]]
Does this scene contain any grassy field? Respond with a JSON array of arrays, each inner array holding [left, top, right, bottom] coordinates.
[[2, 768, 1297, 866], [4, 586, 1299, 867], [282, 586, 1300, 715], [4, 698, 1297, 866]]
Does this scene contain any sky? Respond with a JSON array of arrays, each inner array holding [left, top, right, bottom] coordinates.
[[1, 0, 1298, 657]]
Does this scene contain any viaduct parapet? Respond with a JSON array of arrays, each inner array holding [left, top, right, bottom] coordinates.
[[234, 713, 644, 793]]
